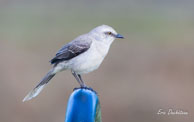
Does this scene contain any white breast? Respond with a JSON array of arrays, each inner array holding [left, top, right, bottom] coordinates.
[[67, 41, 110, 74]]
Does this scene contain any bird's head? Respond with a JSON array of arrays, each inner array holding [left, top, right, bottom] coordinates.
[[89, 25, 124, 44]]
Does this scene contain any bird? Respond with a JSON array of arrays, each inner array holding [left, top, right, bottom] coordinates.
[[23, 25, 124, 102]]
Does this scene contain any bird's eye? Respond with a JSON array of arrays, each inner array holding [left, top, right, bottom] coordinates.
[[108, 32, 112, 35]]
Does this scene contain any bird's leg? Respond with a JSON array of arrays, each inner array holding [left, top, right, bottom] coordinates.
[[71, 71, 85, 87], [78, 74, 87, 88], [78, 74, 96, 93], [72, 71, 96, 93]]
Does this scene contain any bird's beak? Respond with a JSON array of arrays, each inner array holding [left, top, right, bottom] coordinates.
[[116, 34, 124, 39]]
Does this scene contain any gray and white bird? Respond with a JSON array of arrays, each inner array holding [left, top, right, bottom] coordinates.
[[23, 25, 124, 102]]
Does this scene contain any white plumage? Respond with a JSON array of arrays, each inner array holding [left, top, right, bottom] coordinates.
[[23, 25, 123, 102]]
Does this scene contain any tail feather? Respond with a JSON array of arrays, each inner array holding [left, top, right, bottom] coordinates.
[[23, 70, 55, 102]]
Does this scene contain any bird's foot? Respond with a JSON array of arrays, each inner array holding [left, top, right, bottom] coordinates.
[[73, 86, 97, 94]]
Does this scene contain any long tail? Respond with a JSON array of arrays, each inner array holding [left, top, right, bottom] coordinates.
[[23, 69, 55, 102]]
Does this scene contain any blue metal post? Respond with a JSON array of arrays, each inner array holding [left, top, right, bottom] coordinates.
[[65, 88, 102, 122]]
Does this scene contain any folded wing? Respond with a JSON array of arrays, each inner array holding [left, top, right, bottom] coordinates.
[[50, 38, 92, 65]]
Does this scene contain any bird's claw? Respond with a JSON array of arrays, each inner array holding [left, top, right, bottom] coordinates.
[[73, 86, 97, 94]]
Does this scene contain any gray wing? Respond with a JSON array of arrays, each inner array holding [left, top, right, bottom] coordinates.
[[50, 37, 92, 65]]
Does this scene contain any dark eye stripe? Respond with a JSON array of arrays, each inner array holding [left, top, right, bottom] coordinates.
[[105, 32, 114, 36], [112, 33, 116, 37]]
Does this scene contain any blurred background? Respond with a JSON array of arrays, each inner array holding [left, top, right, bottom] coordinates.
[[0, 0, 194, 122]]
